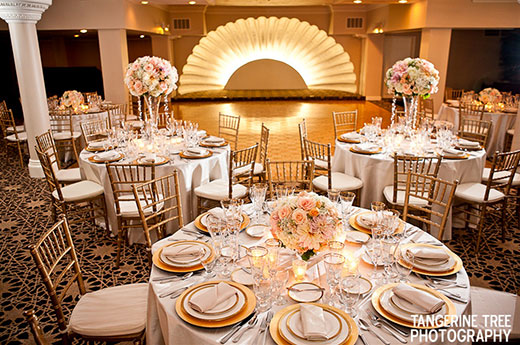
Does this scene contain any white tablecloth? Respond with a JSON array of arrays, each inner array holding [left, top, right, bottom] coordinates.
[[147, 208, 471, 345], [331, 142, 486, 240], [79, 148, 229, 243], [437, 104, 516, 154]]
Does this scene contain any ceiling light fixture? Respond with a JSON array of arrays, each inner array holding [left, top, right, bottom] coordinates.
[[141, 1, 149, 4], [80, 29, 87, 33], [188, 1, 196, 4], [353, 0, 362, 3], [140, 34, 145, 38], [398, 0, 408, 3]]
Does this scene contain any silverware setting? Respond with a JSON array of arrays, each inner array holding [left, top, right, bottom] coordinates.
[[367, 310, 410, 337], [252, 311, 272, 345], [232, 314, 259, 342], [219, 312, 257, 344], [158, 281, 194, 298], [152, 271, 193, 283], [367, 313, 408, 343], [358, 318, 391, 345]]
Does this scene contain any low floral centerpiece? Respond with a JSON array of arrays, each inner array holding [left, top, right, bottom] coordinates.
[[60, 90, 84, 110], [269, 191, 342, 260], [124, 56, 178, 122], [385, 58, 440, 130], [479, 87, 502, 104]]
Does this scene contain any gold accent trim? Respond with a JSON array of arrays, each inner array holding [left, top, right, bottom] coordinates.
[[284, 308, 343, 343], [88, 153, 124, 163], [200, 141, 228, 148], [152, 240, 215, 273], [179, 150, 213, 159], [287, 282, 323, 303], [349, 146, 382, 155], [397, 243, 463, 277], [194, 213, 250, 233], [337, 137, 360, 144], [133, 155, 170, 166], [183, 283, 243, 320]]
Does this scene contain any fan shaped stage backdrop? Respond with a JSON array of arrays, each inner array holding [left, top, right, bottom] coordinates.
[[178, 16, 358, 100]]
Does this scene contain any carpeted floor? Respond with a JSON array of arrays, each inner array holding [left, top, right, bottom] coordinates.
[[0, 139, 519, 344]]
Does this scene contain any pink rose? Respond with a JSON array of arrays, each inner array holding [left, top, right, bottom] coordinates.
[[292, 209, 307, 225], [133, 80, 143, 94], [297, 197, 316, 211], [278, 205, 291, 219], [144, 63, 154, 73]]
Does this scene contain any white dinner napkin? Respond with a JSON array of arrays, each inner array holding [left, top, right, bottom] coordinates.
[[88, 140, 107, 149], [393, 283, 445, 314], [358, 213, 377, 227], [186, 147, 206, 155], [299, 304, 329, 340], [207, 207, 225, 220], [458, 139, 479, 147], [188, 282, 237, 313], [96, 151, 119, 160], [197, 130, 207, 137], [204, 136, 225, 144], [141, 153, 157, 163], [355, 143, 379, 152], [406, 246, 450, 261], [162, 244, 203, 261], [341, 132, 361, 140], [443, 147, 464, 155]]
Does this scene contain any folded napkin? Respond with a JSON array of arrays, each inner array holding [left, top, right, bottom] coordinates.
[[355, 143, 379, 151], [163, 244, 203, 261], [141, 153, 157, 163], [406, 246, 450, 261], [188, 282, 237, 313], [186, 147, 206, 155], [443, 147, 463, 155], [341, 132, 361, 140], [345, 230, 370, 243], [393, 283, 445, 314], [358, 213, 377, 227], [458, 139, 479, 147], [96, 151, 119, 160], [197, 130, 207, 137], [88, 140, 107, 149], [299, 304, 329, 341], [204, 136, 225, 144], [207, 207, 225, 220]]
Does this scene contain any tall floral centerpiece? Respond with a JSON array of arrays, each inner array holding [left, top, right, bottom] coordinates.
[[479, 88, 502, 104], [124, 56, 178, 123], [269, 191, 342, 261], [60, 90, 84, 111], [385, 58, 440, 131]]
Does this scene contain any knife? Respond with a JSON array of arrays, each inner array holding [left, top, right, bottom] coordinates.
[[219, 312, 256, 344], [368, 311, 409, 337], [261, 311, 274, 345], [252, 312, 269, 345]]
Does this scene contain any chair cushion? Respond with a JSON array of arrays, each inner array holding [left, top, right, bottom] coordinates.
[[383, 185, 429, 207], [117, 194, 164, 218], [482, 167, 520, 186], [6, 125, 24, 133], [54, 131, 81, 140], [194, 179, 248, 201], [233, 163, 255, 177], [69, 283, 147, 337], [507, 128, 514, 136], [312, 172, 363, 192], [55, 168, 82, 183], [470, 286, 520, 339], [5, 132, 27, 141], [455, 182, 505, 203], [52, 180, 104, 202], [252, 162, 264, 175], [314, 159, 328, 170]]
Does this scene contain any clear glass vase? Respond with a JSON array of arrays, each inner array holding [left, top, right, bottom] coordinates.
[[402, 95, 419, 134]]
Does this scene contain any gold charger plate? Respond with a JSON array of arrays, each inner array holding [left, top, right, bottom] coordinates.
[[349, 147, 382, 155], [337, 137, 361, 144], [180, 150, 213, 159], [88, 153, 124, 163], [200, 141, 228, 148], [454, 145, 482, 152], [270, 303, 358, 345], [194, 212, 250, 233], [133, 155, 170, 166], [175, 280, 256, 328], [372, 283, 456, 329], [398, 243, 463, 277], [85, 144, 113, 152], [348, 212, 405, 235], [152, 240, 215, 273], [442, 152, 469, 160]]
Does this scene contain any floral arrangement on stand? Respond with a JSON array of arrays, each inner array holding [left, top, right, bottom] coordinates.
[[124, 56, 178, 123], [269, 191, 342, 260], [60, 90, 84, 110], [479, 87, 502, 104], [385, 58, 440, 130]]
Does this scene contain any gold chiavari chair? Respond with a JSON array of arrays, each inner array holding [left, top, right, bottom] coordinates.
[[0, 108, 27, 166], [253, 123, 270, 182], [106, 103, 127, 128], [105, 163, 157, 267], [303, 138, 363, 195], [36, 147, 108, 226], [458, 102, 484, 131], [384, 155, 442, 208], [80, 118, 109, 146], [133, 171, 184, 262], [219, 112, 240, 150], [298, 118, 307, 160], [195, 143, 258, 214], [49, 109, 82, 164], [332, 110, 358, 140], [458, 118, 492, 149], [24, 310, 50, 345], [266, 160, 315, 198], [402, 171, 459, 240], [29, 216, 147, 345], [36, 130, 81, 184], [454, 150, 520, 253], [0, 100, 24, 135], [127, 94, 140, 121], [445, 88, 464, 101], [418, 97, 435, 122]]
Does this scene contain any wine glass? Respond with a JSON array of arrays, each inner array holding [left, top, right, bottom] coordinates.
[[340, 192, 356, 218], [253, 274, 272, 312], [272, 269, 290, 306], [250, 183, 267, 223], [394, 247, 415, 282], [365, 240, 382, 281], [371, 201, 386, 229], [339, 275, 361, 317]]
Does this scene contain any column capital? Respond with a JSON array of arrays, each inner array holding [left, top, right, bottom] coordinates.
[[0, 0, 51, 24]]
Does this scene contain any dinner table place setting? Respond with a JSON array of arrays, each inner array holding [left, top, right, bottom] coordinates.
[[180, 146, 213, 159], [88, 149, 124, 163], [135, 152, 170, 165], [152, 239, 216, 273], [397, 243, 463, 276], [455, 138, 482, 151], [338, 131, 362, 144], [200, 135, 228, 148], [195, 206, 250, 233], [85, 139, 111, 152], [350, 142, 382, 155]]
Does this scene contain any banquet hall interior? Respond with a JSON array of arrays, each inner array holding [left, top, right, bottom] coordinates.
[[0, 0, 519, 344]]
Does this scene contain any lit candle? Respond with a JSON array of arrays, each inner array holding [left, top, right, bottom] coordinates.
[[292, 259, 307, 282], [246, 246, 267, 273]]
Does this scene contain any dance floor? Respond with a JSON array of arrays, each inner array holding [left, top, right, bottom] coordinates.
[[0, 100, 518, 344]]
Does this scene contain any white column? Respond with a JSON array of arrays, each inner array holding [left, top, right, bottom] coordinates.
[[360, 34, 384, 101], [0, 0, 52, 178], [419, 28, 452, 114], [98, 29, 129, 105]]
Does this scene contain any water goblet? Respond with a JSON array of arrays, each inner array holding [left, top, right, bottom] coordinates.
[[371, 201, 386, 228], [246, 246, 268, 276], [200, 253, 218, 280], [250, 183, 267, 223], [394, 247, 415, 282], [340, 192, 355, 218], [327, 189, 340, 210], [253, 275, 272, 312], [339, 275, 361, 317], [272, 269, 290, 306], [365, 240, 382, 281], [327, 240, 345, 254], [324, 253, 345, 307]]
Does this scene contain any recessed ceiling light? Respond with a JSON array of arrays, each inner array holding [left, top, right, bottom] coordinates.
[[74, 34, 80, 38], [188, 1, 196, 4], [398, 0, 408, 3], [140, 34, 145, 38], [141, 1, 149, 4], [353, 0, 362, 3], [80, 29, 87, 33]]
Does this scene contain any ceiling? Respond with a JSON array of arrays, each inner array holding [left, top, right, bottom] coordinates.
[[146, 0, 416, 5]]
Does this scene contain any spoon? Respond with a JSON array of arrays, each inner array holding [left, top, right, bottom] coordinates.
[[359, 318, 390, 345], [153, 271, 193, 283]]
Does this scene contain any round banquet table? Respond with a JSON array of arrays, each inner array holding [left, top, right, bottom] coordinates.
[[147, 207, 471, 345], [437, 103, 516, 154], [331, 141, 487, 240], [78, 147, 229, 243]]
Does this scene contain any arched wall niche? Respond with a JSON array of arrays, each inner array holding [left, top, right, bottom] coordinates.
[[224, 59, 307, 90], [178, 16, 356, 95]]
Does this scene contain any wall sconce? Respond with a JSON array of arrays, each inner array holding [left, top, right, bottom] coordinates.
[[372, 23, 384, 34]]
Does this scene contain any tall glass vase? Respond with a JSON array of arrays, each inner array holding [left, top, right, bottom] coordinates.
[[402, 95, 419, 134], [143, 95, 160, 123]]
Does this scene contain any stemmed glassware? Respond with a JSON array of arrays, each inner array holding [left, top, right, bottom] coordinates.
[[365, 239, 382, 281], [339, 275, 361, 317], [324, 253, 345, 307], [272, 269, 290, 306], [250, 184, 267, 223], [340, 192, 356, 218]]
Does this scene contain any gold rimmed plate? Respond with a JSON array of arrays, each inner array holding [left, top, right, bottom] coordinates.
[[85, 142, 113, 152], [348, 212, 405, 235], [442, 152, 469, 160], [175, 280, 256, 328], [337, 137, 361, 144], [285, 308, 342, 344], [287, 282, 324, 303], [134, 155, 170, 166], [200, 140, 228, 148], [88, 152, 124, 163], [372, 283, 456, 329], [397, 243, 463, 276], [349, 146, 382, 155], [180, 150, 213, 159], [454, 145, 482, 152], [152, 240, 215, 273], [194, 212, 250, 233], [182, 283, 245, 320], [270, 303, 358, 345]]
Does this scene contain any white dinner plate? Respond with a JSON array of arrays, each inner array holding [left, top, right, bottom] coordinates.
[[288, 283, 324, 303], [201, 212, 244, 228], [344, 231, 370, 244], [400, 247, 456, 273], [246, 224, 268, 238], [341, 276, 372, 295], [362, 252, 385, 266], [379, 288, 447, 324], [160, 241, 211, 267], [183, 283, 246, 320]]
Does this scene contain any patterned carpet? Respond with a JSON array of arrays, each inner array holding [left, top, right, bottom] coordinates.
[[0, 144, 518, 344]]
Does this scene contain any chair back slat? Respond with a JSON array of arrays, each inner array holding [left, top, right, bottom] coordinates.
[[36, 147, 63, 201], [230, 143, 259, 198], [458, 118, 492, 148], [333, 110, 357, 139], [418, 98, 434, 123], [36, 130, 62, 171], [219, 112, 240, 150], [24, 310, 50, 345], [259, 123, 270, 167], [303, 138, 331, 188], [106, 103, 127, 128], [445, 88, 464, 101], [483, 150, 520, 200], [266, 160, 314, 198], [80, 118, 109, 145], [49, 109, 74, 136], [298, 119, 307, 160]]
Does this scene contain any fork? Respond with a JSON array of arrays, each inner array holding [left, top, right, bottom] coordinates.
[[368, 314, 407, 343], [232, 314, 259, 342]]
